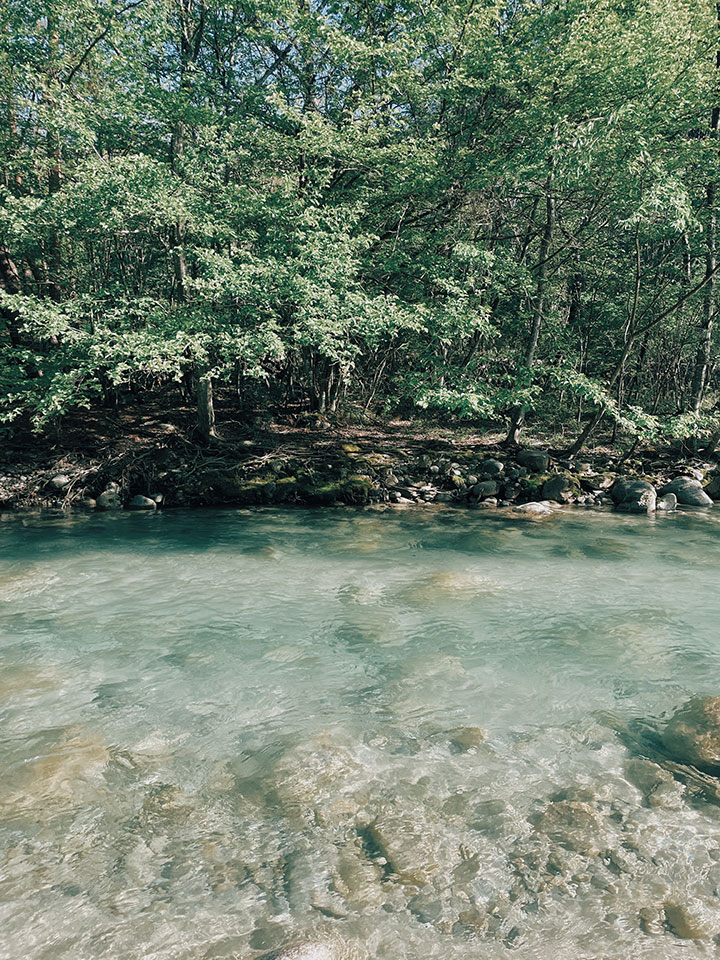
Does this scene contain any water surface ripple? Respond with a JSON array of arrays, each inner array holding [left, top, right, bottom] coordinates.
[[2, 506, 720, 959]]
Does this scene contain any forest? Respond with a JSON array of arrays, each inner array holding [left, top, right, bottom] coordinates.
[[1, 0, 720, 454]]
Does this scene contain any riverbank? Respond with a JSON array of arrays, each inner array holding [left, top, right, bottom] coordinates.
[[2, 403, 719, 514]]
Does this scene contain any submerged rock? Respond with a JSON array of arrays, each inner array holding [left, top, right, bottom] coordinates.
[[662, 696, 720, 770], [365, 810, 456, 885], [658, 477, 713, 507], [532, 799, 607, 856], [261, 937, 350, 960], [447, 726, 486, 752], [664, 899, 720, 940], [0, 726, 109, 820], [331, 843, 385, 912]]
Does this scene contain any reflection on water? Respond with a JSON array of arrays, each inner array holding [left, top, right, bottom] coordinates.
[[2, 506, 720, 958]]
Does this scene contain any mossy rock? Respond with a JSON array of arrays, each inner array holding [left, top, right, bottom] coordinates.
[[302, 482, 345, 505], [300, 473, 374, 505], [344, 474, 374, 501], [204, 470, 255, 502], [520, 472, 552, 496], [233, 479, 278, 504], [273, 476, 298, 502], [340, 442, 362, 455]]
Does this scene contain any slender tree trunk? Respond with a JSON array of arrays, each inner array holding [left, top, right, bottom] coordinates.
[[45, 12, 63, 302], [505, 162, 555, 444], [196, 370, 217, 441], [0, 245, 22, 345], [690, 22, 720, 414]]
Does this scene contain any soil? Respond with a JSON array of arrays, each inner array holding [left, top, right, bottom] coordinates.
[[0, 389, 715, 512]]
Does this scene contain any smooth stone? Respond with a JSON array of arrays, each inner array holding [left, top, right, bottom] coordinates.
[[128, 495, 157, 511], [50, 474, 71, 490], [662, 696, 720, 769], [516, 449, 550, 473], [658, 477, 712, 507], [656, 493, 677, 511]]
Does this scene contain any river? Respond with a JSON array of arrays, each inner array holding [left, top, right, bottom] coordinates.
[[2, 506, 720, 958]]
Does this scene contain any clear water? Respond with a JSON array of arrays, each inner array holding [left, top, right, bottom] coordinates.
[[2, 505, 720, 960]]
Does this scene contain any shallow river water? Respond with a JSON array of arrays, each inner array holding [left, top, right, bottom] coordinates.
[[2, 505, 720, 960]]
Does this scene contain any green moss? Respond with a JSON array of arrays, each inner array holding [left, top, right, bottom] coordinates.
[[344, 474, 374, 499], [303, 482, 344, 504], [520, 472, 551, 495]]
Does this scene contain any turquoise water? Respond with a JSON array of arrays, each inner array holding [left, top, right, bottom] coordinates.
[[2, 505, 720, 959]]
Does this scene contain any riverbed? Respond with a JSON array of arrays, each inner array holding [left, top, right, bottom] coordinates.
[[2, 506, 720, 958]]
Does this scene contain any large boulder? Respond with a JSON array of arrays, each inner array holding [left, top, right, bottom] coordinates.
[[658, 477, 712, 507], [662, 696, 720, 770], [516, 449, 550, 473], [610, 477, 656, 513], [541, 474, 578, 503]]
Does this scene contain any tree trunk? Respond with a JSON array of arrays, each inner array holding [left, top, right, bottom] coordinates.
[[505, 163, 555, 444], [45, 11, 64, 302], [0, 246, 22, 345], [690, 22, 720, 414], [196, 371, 217, 442]]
